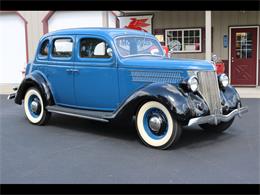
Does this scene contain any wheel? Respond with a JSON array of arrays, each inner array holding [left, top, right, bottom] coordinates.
[[135, 101, 182, 149], [24, 87, 51, 125], [199, 117, 235, 133]]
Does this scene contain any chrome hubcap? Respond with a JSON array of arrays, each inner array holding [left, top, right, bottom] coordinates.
[[149, 116, 163, 133], [31, 100, 39, 113]]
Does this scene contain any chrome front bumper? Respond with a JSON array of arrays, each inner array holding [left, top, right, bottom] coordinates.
[[187, 105, 248, 126]]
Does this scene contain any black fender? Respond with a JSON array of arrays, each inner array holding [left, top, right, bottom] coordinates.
[[220, 85, 241, 114], [14, 71, 54, 106], [111, 83, 195, 125]]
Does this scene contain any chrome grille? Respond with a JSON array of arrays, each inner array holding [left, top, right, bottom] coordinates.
[[197, 71, 222, 114]]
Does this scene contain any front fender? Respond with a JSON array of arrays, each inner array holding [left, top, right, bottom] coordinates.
[[112, 83, 194, 124], [220, 85, 241, 114], [14, 71, 54, 106]]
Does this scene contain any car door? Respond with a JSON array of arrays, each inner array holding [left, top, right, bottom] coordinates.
[[74, 35, 119, 111], [46, 35, 76, 106]]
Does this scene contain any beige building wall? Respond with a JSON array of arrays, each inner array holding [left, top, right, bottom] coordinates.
[[152, 11, 205, 59], [18, 11, 260, 62], [212, 11, 260, 60], [18, 11, 48, 61], [150, 11, 259, 60]]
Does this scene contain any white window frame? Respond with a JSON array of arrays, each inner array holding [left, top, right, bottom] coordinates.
[[165, 28, 202, 53]]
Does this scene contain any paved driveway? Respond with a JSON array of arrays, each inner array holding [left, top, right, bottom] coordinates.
[[0, 95, 259, 184]]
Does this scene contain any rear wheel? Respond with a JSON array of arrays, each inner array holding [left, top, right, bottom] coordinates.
[[199, 118, 235, 133], [135, 101, 182, 149], [24, 87, 51, 125]]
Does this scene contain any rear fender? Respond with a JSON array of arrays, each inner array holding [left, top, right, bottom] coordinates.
[[14, 71, 54, 106]]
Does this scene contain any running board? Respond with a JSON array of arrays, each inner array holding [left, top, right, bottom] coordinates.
[[46, 105, 114, 122]]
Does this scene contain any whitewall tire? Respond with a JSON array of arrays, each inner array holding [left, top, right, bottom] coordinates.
[[24, 87, 50, 125], [136, 101, 182, 149]]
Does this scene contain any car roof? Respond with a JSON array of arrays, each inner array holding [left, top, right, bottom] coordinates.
[[42, 27, 154, 39]]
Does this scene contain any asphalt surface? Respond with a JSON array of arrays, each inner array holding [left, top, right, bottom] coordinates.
[[0, 95, 259, 184]]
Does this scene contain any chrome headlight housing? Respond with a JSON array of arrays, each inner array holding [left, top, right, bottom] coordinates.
[[187, 76, 199, 92], [219, 73, 229, 88]]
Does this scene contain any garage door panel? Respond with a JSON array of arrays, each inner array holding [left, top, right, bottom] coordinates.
[[48, 11, 104, 32], [0, 14, 26, 84]]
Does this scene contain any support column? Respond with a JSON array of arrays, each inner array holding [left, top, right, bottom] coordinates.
[[205, 11, 212, 61], [102, 11, 109, 27]]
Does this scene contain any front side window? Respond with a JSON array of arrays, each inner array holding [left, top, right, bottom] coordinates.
[[39, 40, 49, 56], [166, 28, 202, 53], [80, 38, 111, 58], [115, 36, 164, 57], [52, 38, 73, 58]]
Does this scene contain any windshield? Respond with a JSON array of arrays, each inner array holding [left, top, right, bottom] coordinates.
[[114, 36, 164, 58]]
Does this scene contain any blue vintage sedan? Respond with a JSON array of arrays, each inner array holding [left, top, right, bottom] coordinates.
[[10, 28, 248, 149]]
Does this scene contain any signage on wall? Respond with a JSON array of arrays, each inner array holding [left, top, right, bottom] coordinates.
[[223, 35, 228, 48], [118, 15, 153, 34]]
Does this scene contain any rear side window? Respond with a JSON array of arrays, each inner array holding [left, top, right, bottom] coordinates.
[[52, 38, 73, 58], [39, 40, 49, 56], [80, 38, 110, 58]]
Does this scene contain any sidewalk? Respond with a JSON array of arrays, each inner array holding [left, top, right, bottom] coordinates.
[[0, 84, 18, 95], [1, 84, 260, 98], [235, 87, 260, 98]]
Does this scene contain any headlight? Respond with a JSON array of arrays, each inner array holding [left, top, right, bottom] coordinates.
[[219, 74, 229, 88], [187, 76, 199, 92]]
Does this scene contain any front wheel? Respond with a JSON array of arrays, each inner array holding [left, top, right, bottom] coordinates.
[[199, 117, 235, 133], [24, 87, 51, 125], [135, 101, 182, 149]]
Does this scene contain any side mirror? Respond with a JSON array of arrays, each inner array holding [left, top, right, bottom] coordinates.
[[107, 48, 113, 57]]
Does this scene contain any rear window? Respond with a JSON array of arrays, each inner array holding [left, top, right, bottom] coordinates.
[[39, 40, 49, 56], [52, 38, 73, 58]]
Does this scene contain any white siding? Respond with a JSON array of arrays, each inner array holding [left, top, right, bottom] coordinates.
[[48, 11, 104, 32], [19, 11, 48, 62], [0, 13, 26, 84]]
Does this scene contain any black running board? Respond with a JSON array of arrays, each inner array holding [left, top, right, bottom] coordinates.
[[46, 105, 114, 122]]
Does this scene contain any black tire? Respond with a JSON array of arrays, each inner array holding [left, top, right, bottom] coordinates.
[[24, 87, 51, 125], [199, 117, 235, 133], [135, 101, 182, 149]]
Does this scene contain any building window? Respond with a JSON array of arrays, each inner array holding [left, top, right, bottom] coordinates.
[[80, 38, 111, 58], [52, 38, 73, 58], [165, 28, 202, 53]]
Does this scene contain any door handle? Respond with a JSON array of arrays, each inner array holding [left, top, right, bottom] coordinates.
[[66, 69, 79, 73], [66, 69, 73, 72]]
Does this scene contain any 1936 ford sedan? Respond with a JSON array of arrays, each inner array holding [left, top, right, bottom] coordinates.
[[9, 28, 248, 149]]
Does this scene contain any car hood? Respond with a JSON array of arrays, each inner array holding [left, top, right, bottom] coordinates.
[[119, 56, 215, 71]]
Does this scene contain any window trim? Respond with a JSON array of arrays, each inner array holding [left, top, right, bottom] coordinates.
[[165, 28, 202, 53], [75, 35, 115, 65], [38, 39, 50, 59], [37, 39, 50, 60], [50, 36, 74, 61], [78, 37, 112, 59], [113, 35, 165, 58]]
